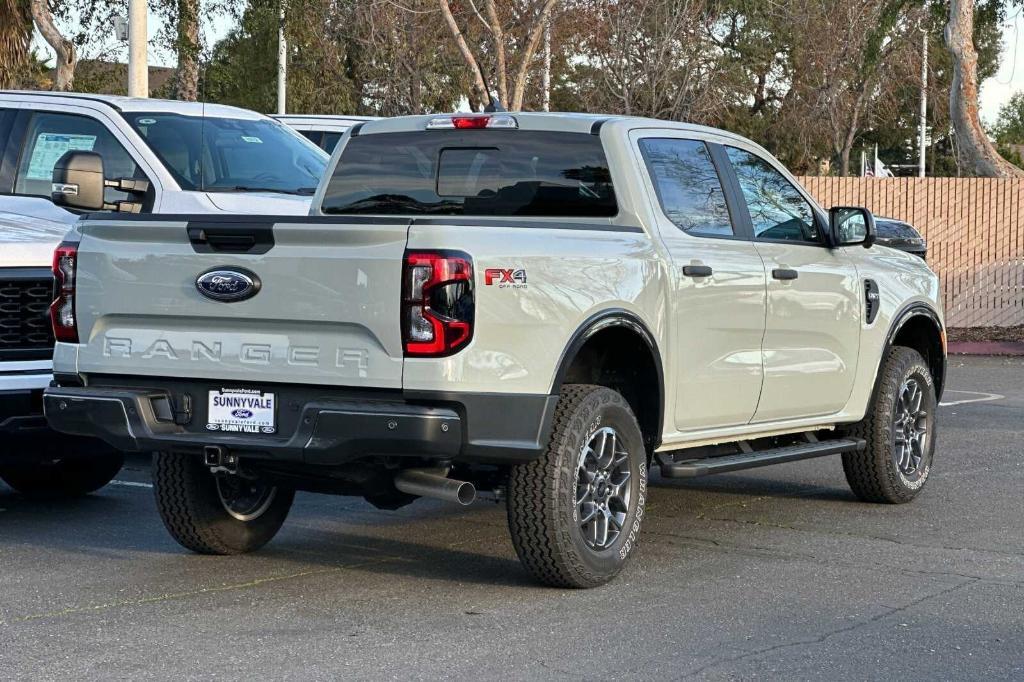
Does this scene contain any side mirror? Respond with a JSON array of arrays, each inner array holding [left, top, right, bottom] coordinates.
[[830, 206, 876, 249], [51, 150, 150, 213], [52, 150, 106, 211]]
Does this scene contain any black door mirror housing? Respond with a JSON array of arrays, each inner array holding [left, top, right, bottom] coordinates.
[[51, 150, 150, 213], [830, 206, 876, 248], [51, 150, 106, 211]]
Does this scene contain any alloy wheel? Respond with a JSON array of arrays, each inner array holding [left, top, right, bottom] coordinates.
[[575, 426, 632, 550], [892, 377, 929, 476]]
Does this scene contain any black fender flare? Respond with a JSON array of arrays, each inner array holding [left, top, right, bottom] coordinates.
[[882, 302, 947, 400], [550, 309, 665, 449]]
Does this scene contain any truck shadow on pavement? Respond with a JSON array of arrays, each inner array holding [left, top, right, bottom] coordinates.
[[262, 527, 537, 588], [0, 485, 536, 588]]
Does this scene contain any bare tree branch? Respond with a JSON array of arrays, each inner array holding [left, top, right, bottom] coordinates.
[[438, 0, 490, 107], [509, 0, 558, 109], [31, 0, 76, 90]]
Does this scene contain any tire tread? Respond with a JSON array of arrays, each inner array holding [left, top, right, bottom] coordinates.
[[507, 384, 643, 588], [152, 452, 293, 555], [842, 346, 934, 504]]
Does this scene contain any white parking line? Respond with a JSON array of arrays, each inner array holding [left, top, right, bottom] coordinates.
[[110, 480, 153, 488], [939, 390, 1005, 407]]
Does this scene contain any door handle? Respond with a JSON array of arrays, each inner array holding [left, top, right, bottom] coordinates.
[[682, 265, 713, 278], [187, 223, 275, 254], [772, 268, 799, 281]]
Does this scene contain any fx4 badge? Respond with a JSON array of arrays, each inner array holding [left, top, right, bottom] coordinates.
[[484, 268, 528, 289]]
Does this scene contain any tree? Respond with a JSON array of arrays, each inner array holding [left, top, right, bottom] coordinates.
[[437, 0, 559, 110], [945, 0, 1024, 177], [30, 0, 77, 90], [0, 0, 32, 88], [991, 92, 1024, 145], [203, 0, 293, 111], [356, 0, 466, 115], [204, 0, 363, 114], [204, 0, 466, 115], [573, 0, 726, 120], [176, 0, 201, 100], [817, 0, 926, 176]]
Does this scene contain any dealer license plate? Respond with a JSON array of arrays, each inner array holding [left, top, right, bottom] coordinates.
[[206, 388, 276, 434]]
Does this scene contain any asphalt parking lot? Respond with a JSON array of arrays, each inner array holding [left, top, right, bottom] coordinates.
[[1, 356, 1022, 680]]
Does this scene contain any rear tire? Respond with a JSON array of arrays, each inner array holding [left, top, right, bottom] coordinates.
[[152, 452, 294, 554], [842, 347, 936, 503], [507, 384, 647, 588], [0, 450, 124, 496]]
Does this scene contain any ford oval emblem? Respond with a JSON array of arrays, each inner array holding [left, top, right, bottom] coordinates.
[[196, 268, 261, 302], [232, 408, 253, 419]]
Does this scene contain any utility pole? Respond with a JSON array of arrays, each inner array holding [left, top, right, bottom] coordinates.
[[918, 29, 928, 177], [127, 0, 148, 98], [276, 1, 287, 115], [541, 19, 551, 112]]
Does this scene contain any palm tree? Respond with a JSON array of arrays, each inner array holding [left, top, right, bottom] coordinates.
[[0, 0, 32, 88]]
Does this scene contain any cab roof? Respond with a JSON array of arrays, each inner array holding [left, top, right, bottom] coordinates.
[[354, 111, 761, 148], [0, 90, 266, 119]]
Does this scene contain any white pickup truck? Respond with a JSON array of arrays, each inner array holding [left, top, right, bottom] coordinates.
[[272, 114, 377, 153], [44, 113, 944, 587], [0, 91, 327, 495]]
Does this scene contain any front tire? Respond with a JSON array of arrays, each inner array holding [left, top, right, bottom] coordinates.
[[152, 452, 294, 555], [842, 347, 937, 503], [0, 450, 124, 496], [507, 384, 647, 588]]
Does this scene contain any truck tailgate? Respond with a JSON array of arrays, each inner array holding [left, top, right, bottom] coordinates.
[[73, 217, 409, 388]]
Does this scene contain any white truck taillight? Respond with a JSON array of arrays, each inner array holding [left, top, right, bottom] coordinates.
[[402, 251, 474, 357], [49, 242, 79, 343]]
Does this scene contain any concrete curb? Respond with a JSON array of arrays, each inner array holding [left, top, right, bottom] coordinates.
[[948, 341, 1024, 356]]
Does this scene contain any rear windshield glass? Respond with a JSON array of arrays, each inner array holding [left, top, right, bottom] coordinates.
[[321, 131, 617, 216]]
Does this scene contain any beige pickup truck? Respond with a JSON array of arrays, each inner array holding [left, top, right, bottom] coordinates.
[[44, 113, 944, 588]]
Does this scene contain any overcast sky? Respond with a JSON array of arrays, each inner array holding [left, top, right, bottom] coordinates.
[[979, 9, 1024, 123], [31, 9, 1024, 123]]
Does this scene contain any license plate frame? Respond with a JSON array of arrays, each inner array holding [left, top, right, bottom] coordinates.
[[206, 388, 277, 435]]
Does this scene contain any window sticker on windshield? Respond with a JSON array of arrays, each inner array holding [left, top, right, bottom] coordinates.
[[138, 118, 157, 125], [26, 133, 97, 180], [241, 136, 263, 144]]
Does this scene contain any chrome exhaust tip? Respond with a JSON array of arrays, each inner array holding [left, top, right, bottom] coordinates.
[[394, 469, 476, 506]]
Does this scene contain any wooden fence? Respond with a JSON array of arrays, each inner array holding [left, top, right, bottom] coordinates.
[[798, 177, 1024, 328]]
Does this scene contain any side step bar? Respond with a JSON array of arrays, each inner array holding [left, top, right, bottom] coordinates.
[[659, 438, 865, 478]]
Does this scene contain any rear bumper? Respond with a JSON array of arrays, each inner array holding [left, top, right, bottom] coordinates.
[[0, 372, 52, 435], [43, 379, 557, 466]]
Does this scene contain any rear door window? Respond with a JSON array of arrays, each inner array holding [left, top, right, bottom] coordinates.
[[321, 132, 343, 153], [322, 130, 616, 216], [298, 130, 323, 147], [639, 138, 735, 237], [14, 112, 140, 204]]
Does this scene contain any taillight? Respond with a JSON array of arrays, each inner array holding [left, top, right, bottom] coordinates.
[[49, 242, 78, 343], [402, 251, 474, 357], [426, 115, 518, 130]]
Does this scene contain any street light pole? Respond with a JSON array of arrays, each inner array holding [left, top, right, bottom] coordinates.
[[918, 30, 928, 178], [277, 1, 287, 115], [127, 0, 148, 98]]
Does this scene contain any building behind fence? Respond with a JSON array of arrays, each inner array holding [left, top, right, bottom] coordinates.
[[798, 177, 1024, 328]]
